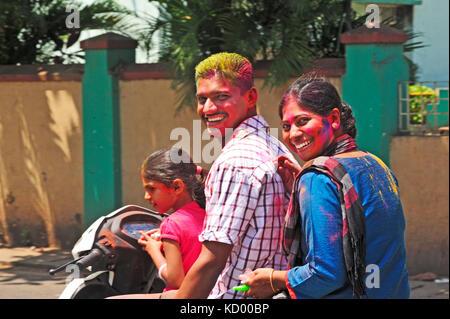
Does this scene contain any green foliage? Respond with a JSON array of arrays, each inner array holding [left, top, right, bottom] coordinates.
[[0, 0, 132, 64], [137, 0, 366, 110]]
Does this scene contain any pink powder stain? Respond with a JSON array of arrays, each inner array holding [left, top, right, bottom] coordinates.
[[329, 231, 340, 244]]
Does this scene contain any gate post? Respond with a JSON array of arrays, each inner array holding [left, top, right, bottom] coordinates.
[[341, 25, 409, 165], [81, 33, 137, 227]]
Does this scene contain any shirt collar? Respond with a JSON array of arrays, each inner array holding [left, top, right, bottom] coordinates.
[[224, 115, 270, 146]]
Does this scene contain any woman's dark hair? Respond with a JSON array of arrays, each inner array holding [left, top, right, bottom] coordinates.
[[278, 75, 357, 138], [141, 148, 206, 209]]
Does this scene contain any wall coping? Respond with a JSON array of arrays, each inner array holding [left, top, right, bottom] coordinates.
[[303, 58, 346, 77], [341, 24, 408, 44], [0, 65, 83, 81], [116, 58, 346, 80], [0, 58, 345, 82], [80, 32, 138, 50]]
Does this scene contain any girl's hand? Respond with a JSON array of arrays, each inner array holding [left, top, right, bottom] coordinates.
[[243, 268, 276, 299], [274, 155, 301, 194], [145, 228, 161, 241], [138, 230, 162, 255]]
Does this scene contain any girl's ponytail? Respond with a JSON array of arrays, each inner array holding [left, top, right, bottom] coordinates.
[[191, 166, 207, 209]]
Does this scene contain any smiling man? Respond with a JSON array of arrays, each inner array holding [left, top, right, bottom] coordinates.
[[175, 52, 299, 299]]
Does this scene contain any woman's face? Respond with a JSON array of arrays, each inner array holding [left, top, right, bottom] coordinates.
[[281, 95, 340, 161]]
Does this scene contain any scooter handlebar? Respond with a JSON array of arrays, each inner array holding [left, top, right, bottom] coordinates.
[[75, 248, 103, 270]]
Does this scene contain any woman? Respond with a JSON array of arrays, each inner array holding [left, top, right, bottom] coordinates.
[[243, 77, 410, 299]]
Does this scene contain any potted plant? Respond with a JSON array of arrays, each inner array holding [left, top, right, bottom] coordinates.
[[408, 84, 436, 125]]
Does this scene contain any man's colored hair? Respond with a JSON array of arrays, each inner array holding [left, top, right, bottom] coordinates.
[[195, 52, 254, 94]]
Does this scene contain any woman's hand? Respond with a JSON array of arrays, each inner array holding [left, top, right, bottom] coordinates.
[[243, 268, 276, 299], [275, 155, 301, 194]]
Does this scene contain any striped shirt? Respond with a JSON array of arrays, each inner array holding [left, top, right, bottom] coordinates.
[[199, 115, 299, 299]]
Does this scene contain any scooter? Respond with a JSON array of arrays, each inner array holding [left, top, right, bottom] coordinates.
[[49, 205, 167, 299]]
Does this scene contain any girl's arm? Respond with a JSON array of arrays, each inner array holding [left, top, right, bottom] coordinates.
[[138, 231, 185, 289], [160, 239, 184, 289]]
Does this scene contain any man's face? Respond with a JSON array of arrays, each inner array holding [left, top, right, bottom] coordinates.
[[196, 74, 254, 139]]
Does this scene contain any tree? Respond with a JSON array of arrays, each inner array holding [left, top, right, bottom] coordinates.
[[131, 0, 367, 110], [0, 0, 132, 64]]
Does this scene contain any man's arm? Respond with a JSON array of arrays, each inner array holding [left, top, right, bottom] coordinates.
[[175, 241, 233, 299]]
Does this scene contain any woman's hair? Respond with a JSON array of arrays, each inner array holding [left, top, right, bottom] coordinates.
[[278, 75, 357, 138], [141, 148, 206, 209], [195, 52, 254, 94]]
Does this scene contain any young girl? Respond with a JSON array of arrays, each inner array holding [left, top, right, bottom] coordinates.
[[137, 148, 206, 292]]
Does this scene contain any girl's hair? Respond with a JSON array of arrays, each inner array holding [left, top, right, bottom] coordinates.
[[278, 75, 357, 138], [195, 52, 254, 94], [141, 148, 207, 209]]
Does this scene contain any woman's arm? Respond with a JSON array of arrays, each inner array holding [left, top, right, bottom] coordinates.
[[285, 172, 348, 298], [244, 268, 288, 299], [246, 173, 348, 299]]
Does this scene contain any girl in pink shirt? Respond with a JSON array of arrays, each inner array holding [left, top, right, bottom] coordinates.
[[138, 148, 206, 291]]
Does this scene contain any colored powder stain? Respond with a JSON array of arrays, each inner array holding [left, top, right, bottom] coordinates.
[[369, 154, 399, 196], [329, 231, 340, 244], [194, 52, 254, 94], [378, 190, 389, 209], [299, 185, 307, 197], [316, 118, 328, 136], [321, 118, 330, 130]]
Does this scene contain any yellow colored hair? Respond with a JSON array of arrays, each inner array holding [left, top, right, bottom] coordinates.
[[195, 52, 253, 93]]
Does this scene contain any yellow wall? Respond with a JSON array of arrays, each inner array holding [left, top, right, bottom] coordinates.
[[119, 79, 201, 207], [119, 77, 342, 207], [119, 77, 298, 207], [1, 76, 447, 276], [391, 136, 449, 275], [0, 81, 83, 248]]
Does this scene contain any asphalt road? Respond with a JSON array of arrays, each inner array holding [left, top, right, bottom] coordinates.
[[0, 265, 67, 299], [0, 263, 448, 299]]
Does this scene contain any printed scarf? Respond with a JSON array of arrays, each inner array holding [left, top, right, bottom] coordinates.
[[282, 134, 368, 298]]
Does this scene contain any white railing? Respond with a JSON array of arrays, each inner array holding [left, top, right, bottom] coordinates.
[[398, 81, 449, 135]]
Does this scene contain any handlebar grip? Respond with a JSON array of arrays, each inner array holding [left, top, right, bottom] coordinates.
[[75, 248, 103, 269]]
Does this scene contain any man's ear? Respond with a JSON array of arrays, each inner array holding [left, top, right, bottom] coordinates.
[[246, 87, 258, 109]]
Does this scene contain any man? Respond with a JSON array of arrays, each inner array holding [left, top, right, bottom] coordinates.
[[175, 52, 299, 299]]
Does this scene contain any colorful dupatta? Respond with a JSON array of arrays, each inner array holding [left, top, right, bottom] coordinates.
[[282, 134, 368, 298]]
